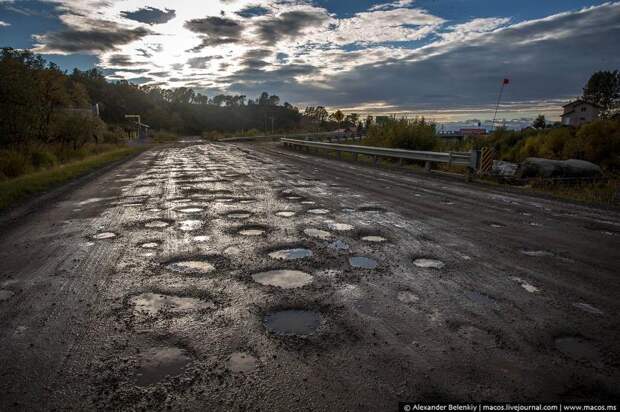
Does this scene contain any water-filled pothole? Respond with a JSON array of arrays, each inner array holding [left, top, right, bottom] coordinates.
[[520, 249, 553, 257], [572, 302, 604, 315], [358, 206, 385, 213], [145, 220, 170, 229], [303, 228, 332, 240], [275, 211, 296, 218], [397, 291, 419, 304], [141, 242, 159, 249], [237, 225, 268, 236], [328, 240, 349, 250], [465, 290, 496, 306], [130, 293, 214, 315], [362, 235, 387, 243], [264, 310, 321, 336], [349, 256, 378, 269], [328, 222, 354, 231], [93, 232, 117, 240], [167, 260, 216, 274], [226, 211, 252, 219], [227, 352, 258, 373], [555, 336, 601, 362], [252, 270, 313, 289], [268, 248, 313, 260], [307, 208, 329, 215], [179, 220, 202, 231], [177, 207, 204, 214], [413, 258, 445, 269], [134, 347, 191, 386]]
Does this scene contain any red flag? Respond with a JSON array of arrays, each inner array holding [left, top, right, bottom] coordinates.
[[503, 78, 510, 85]]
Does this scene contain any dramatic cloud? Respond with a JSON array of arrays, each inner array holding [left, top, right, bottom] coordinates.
[[120, 7, 176, 25], [255, 9, 329, 43], [186, 56, 211, 69], [236, 5, 270, 18], [184, 16, 244, 50]]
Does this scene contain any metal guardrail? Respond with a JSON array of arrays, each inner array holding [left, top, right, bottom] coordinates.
[[281, 138, 477, 170]]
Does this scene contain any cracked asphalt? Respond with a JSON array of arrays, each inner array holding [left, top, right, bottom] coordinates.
[[1, 140, 619, 411]]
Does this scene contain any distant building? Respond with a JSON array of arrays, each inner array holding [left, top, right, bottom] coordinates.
[[560, 100, 602, 127], [459, 128, 487, 136]]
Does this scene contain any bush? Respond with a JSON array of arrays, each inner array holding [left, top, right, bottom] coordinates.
[[30, 147, 58, 169], [0, 150, 33, 178], [366, 118, 437, 151], [153, 130, 178, 142]]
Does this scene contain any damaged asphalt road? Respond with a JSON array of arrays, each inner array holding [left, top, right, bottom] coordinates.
[[0, 141, 619, 410]]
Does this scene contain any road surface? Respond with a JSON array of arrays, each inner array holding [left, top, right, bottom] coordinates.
[[1, 141, 619, 410]]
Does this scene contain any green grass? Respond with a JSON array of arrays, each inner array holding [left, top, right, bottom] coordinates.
[[0, 147, 142, 211]]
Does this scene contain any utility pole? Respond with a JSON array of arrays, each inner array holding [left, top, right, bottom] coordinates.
[[270, 116, 275, 134], [124, 114, 141, 140], [492, 78, 510, 131]]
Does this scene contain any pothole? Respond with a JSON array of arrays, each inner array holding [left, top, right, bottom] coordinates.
[[520, 249, 553, 257], [130, 293, 214, 315], [167, 260, 216, 274], [511, 277, 540, 293], [141, 242, 159, 249], [303, 228, 332, 240], [572, 302, 604, 315], [328, 240, 349, 251], [268, 248, 313, 260], [300, 201, 316, 205], [225, 211, 252, 219], [145, 220, 170, 229], [93, 232, 117, 240], [177, 207, 204, 214], [397, 291, 419, 304], [227, 352, 258, 373], [555, 336, 601, 362], [78, 197, 106, 206], [362, 235, 387, 243], [328, 222, 354, 231], [275, 211, 296, 218], [263, 310, 321, 336], [179, 220, 202, 231], [134, 347, 191, 386], [252, 270, 313, 289], [307, 208, 329, 215], [358, 206, 385, 213], [465, 290, 496, 306], [413, 258, 445, 269], [237, 225, 268, 236], [349, 256, 378, 269]]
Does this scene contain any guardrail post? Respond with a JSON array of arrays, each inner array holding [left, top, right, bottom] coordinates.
[[337, 150, 341, 159], [353, 153, 358, 161], [398, 158, 403, 167], [373, 156, 378, 166], [425, 161, 432, 172]]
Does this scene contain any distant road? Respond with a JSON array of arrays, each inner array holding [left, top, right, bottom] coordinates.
[[0, 140, 618, 410]]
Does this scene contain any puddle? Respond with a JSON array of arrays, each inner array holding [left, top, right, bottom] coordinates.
[[134, 347, 191, 386], [511, 277, 540, 293], [573, 302, 604, 315], [268, 248, 313, 260], [555, 337, 601, 362], [307, 209, 329, 215], [179, 220, 202, 231], [93, 232, 116, 240], [275, 211, 296, 218], [141, 242, 159, 249], [145, 220, 170, 228], [223, 245, 242, 255], [167, 260, 215, 274], [300, 201, 316, 205], [227, 352, 258, 373], [303, 228, 332, 240], [227, 212, 252, 220], [358, 206, 385, 213], [397, 291, 419, 304], [362, 235, 386, 243], [0, 290, 15, 301], [465, 290, 496, 306], [130, 293, 214, 315], [264, 310, 321, 336], [520, 250, 553, 257], [286, 196, 302, 200], [349, 256, 378, 269], [193, 235, 210, 242], [252, 270, 313, 289], [328, 240, 350, 250], [78, 197, 105, 205], [328, 223, 354, 231], [238, 225, 267, 236], [413, 258, 445, 269], [177, 207, 204, 213]]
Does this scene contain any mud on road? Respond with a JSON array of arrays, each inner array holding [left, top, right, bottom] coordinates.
[[0, 141, 619, 410]]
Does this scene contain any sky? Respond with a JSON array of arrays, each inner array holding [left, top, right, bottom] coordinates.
[[1, 0, 619, 128]]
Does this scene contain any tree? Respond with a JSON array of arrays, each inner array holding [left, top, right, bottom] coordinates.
[[532, 115, 546, 129], [582, 70, 620, 117], [332, 109, 344, 125]]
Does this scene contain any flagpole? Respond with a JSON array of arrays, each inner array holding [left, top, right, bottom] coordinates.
[[492, 78, 509, 131]]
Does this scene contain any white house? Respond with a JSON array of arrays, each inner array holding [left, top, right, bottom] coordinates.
[[560, 100, 602, 127]]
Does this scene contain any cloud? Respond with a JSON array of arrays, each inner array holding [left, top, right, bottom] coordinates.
[[236, 5, 270, 18], [255, 9, 329, 44], [33, 22, 152, 54], [0, 20, 10, 27], [107, 54, 140, 66], [184, 16, 244, 50], [186, 56, 211, 69], [120, 7, 176, 25]]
